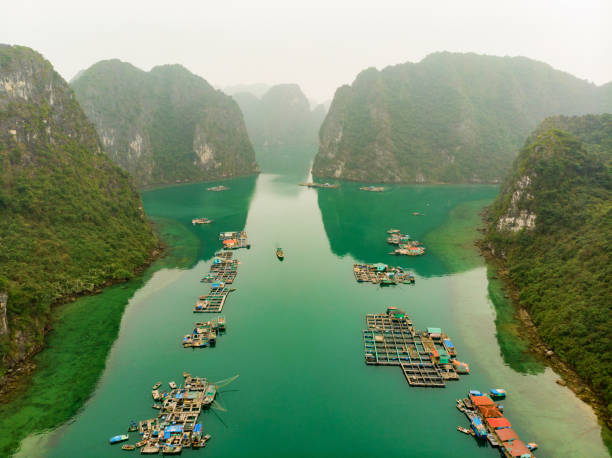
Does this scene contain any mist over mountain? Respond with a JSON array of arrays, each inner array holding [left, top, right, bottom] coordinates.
[[313, 52, 612, 183], [232, 84, 326, 172], [72, 60, 258, 187]]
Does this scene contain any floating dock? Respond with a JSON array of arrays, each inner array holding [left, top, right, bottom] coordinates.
[[360, 186, 385, 192], [353, 263, 415, 285], [113, 374, 220, 453], [183, 318, 226, 348], [219, 231, 250, 249], [300, 182, 339, 188], [362, 308, 467, 388], [193, 287, 234, 313], [386, 230, 426, 256], [457, 390, 537, 457]]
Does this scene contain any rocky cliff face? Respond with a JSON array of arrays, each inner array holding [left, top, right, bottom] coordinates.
[[232, 84, 326, 171], [71, 60, 258, 187], [0, 45, 158, 379], [313, 52, 612, 183], [485, 114, 612, 414]]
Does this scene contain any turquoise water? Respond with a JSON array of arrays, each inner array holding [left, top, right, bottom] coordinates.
[[16, 173, 606, 457]]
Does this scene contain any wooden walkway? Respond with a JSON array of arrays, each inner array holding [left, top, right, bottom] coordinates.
[[193, 287, 234, 313], [353, 264, 415, 285], [362, 310, 461, 388]]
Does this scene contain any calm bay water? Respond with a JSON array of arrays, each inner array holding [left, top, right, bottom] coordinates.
[[16, 173, 606, 457]]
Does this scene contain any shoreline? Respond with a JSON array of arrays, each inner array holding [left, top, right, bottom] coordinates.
[[477, 239, 612, 448], [138, 171, 260, 192], [0, 241, 165, 404]]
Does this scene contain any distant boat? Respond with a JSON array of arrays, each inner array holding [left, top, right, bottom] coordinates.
[[192, 217, 213, 225], [276, 248, 284, 260]]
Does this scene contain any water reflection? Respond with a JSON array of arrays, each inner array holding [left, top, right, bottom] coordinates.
[[142, 175, 257, 263], [317, 181, 498, 277]]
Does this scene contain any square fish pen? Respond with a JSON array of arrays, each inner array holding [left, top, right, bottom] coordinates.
[[193, 287, 234, 313], [362, 310, 460, 388]]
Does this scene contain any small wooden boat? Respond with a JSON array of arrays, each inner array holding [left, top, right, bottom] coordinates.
[[204, 434, 212, 441], [152, 404, 161, 410], [136, 440, 147, 447], [192, 217, 213, 225], [162, 444, 182, 455], [128, 421, 138, 432], [109, 434, 129, 444], [122, 444, 136, 451], [360, 185, 384, 192], [169, 381, 177, 389], [152, 382, 162, 390], [527, 442, 538, 451], [275, 248, 284, 260], [457, 426, 472, 435], [217, 316, 226, 331]]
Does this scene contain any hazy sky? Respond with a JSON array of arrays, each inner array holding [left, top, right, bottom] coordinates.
[[2, 0, 611, 102]]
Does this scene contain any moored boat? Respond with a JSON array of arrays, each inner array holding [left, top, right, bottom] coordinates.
[[490, 388, 506, 399], [217, 316, 226, 331], [128, 421, 138, 432], [122, 444, 136, 451], [162, 444, 182, 455], [152, 382, 162, 390], [109, 434, 129, 444], [169, 381, 177, 389], [203, 384, 217, 407]]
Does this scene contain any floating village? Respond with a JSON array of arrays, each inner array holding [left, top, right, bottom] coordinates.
[[109, 227, 250, 453], [363, 307, 469, 387], [109, 373, 239, 454], [457, 390, 538, 457], [386, 229, 426, 256], [107, 198, 539, 456]]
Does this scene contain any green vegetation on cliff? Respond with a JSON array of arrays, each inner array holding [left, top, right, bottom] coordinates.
[[486, 114, 612, 416], [0, 45, 158, 375], [232, 84, 325, 172], [71, 60, 258, 186], [314, 52, 612, 183]]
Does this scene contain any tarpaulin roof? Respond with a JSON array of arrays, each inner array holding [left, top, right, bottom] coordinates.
[[194, 424, 203, 433], [470, 395, 495, 406], [487, 417, 512, 429], [427, 327, 442, 334], [503, 439, 532, 457], [479, 405, 503, 418], [444, 339, 454, 348], [497, 428, 519, 442]]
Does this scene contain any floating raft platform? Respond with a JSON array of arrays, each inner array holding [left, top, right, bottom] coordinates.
[[193, 287, 234, 313], [204, 259, 239, 284], [386, 230, 426, 256], [300, 182, 339, 189], [353, 263, 415, 285], [207, 185, 229, 191], [183, 318, 225, 348], [363, 308, 465, 388], [360, 186, 385, 192], [117, 373, 218, 453], [458, 391, 537, 457], [219, 231, 250, 249]]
